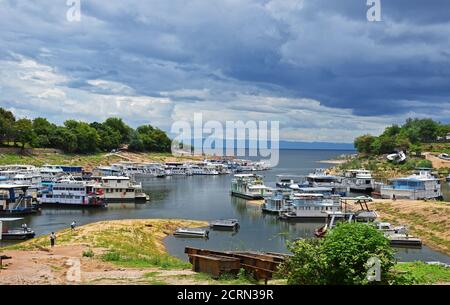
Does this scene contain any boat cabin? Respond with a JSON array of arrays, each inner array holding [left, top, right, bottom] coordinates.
[[0, 184, 37, 216]]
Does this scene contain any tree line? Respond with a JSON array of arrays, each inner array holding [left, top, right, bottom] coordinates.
[[0, 107, 171, 153], [354, 118, 450, 155]]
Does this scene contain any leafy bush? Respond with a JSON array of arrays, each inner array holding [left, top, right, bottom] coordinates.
[[82, 249, 94, 258], [279, 222, 396, 285]]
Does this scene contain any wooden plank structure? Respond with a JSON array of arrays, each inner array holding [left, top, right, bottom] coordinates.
[[185, 247, 287, 283], [0, 255, 12, 269]]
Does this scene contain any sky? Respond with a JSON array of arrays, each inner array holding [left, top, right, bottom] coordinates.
[[0, 0, 449, 143]]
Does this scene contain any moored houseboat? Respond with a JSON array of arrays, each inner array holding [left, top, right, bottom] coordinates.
[[39, 179, 106, 208], [262, 189, 292, 214], [280, 193, 341, 221], [230, 174, 268, 200], [342, 169, 375, 192], [89, 176, 149, 203], [380, 170, 442, 200], [0, 184, 40, 216]]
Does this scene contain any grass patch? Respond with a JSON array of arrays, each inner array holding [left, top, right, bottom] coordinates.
[[394, 262, 450, 284], [8, 219, 207, 271]]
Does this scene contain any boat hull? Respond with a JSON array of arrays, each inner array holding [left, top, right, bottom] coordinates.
[[1, 231, 35, 240], [0, 208, 40, 216], [39, 202, 107, 208], [230, 191, 263, 200]]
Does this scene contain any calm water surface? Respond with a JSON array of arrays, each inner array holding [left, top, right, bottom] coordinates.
[[2, 150, 449, 264]]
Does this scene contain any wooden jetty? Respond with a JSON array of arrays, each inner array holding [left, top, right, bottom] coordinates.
[[185, 247, 287, 283]]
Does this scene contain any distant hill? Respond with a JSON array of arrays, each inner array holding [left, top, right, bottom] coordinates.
[[278, 141, 355, 150], [185, 138, 355, 151]]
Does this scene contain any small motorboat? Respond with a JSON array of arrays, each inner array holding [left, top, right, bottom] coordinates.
[[0, 218, 35, 240], [174, 228, 209, 238], [438, 153, 450, 161], [314, 224, 328, 238], [387, 151, 407, 163], [209, 219, 239, 231]]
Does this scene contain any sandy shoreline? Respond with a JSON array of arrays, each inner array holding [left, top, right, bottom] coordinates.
[[317, 159, 348, 164], [0, 219, 210, 285]]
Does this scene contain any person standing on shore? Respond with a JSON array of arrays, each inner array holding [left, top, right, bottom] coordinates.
[[71, 221, 76, 230], [50, 232, 56, 248]]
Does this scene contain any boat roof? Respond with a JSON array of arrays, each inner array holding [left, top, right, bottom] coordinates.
[[0, 217, 24, 222], [249, 185, 267, 189], [101, 176, 130, 180], [234, 173, 261, 177], [298, 187, 333, 192], [0, 184, 31, 189], [293, 193, 325, 197], [389, 175, 437, 182]]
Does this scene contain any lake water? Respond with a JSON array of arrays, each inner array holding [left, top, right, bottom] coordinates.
[[1, 149, 449, 264]]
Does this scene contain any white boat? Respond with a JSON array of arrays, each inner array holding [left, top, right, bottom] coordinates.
[[387, 151, 407, 163], [188, 163, 219, 175], [0, 184, 39, 216], [380, 169, 442, 200], [209, 219, 239, 230], [164, 162, 193, 175], [280, 193, 341, 221], [38, 167, 64, 182], [275, 175, 306, 188], [39, 179, 106, 207], [262, 189, 292, 214], [88, 176, 149, 202], [174, 228, 209, 238], [342, 169, 375, 192], [438, 153, 450, 161], [230, 174, 268, 199], [0, 217, 35, 240], [11, 173, 42, 187]]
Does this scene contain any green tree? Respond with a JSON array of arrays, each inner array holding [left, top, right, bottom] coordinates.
[[90, 122, 121, 151], [14, 118, 35, 149], [103, 117, 132, 144], [64, 120, 100, 153], [0, 107, 16, 145], [49, 127, 77, 153], [354, 134, 376, 154], [371, 136, 396, 154], [135, 125, 171, 152], [32, 117, 55, 147], [128, 131, 144, 152]]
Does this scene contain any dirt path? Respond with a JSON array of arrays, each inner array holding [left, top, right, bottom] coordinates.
[[0, 245, 208, 285], [0, 219, 212, 285], [424, 152, 450, 169]]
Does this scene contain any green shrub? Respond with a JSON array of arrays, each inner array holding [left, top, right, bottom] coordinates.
[[82, 249, 94, 258], [279, 222, 397, 285]]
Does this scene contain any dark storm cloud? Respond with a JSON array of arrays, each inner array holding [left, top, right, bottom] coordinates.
[[0, 0, 449, 142]]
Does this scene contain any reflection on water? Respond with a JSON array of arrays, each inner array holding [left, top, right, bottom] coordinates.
[[1, 150, 449, 264]]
